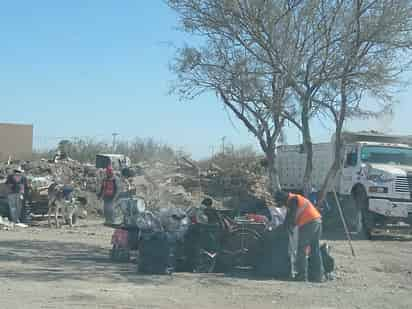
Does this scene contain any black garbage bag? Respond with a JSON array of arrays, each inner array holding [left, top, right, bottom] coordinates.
[[138, 230, 177, 275], [20, 202, 32, 224], [0, 197, 10, 218], [320, 243, 335, 280], [255, 224, 291, 279], [184, 223, 222, 273]]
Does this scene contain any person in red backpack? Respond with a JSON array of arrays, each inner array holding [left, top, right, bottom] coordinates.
[[98, 166, 120, 224]]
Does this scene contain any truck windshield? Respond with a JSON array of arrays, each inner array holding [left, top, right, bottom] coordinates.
[[361, 146, 412, 166]]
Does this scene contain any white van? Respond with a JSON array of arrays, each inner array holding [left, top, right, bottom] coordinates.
[[96, 154, 131, 171]]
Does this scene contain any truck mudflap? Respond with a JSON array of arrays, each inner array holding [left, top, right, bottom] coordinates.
[[368, 199, 410, 218]]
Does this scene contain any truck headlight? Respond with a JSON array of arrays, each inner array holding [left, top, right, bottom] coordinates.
[[367, 169, 395, 183]]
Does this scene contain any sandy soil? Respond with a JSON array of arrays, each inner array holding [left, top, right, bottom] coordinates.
[[0, 219, 412, 309]]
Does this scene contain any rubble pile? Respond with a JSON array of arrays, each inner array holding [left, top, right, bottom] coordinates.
[[0, 153, 273, 217], [0, 159, 101, 215], [133, 160, 200, 209], [0, 159, 99, 191], [198, 158, 274, 210], [136, 156, 273, 211]]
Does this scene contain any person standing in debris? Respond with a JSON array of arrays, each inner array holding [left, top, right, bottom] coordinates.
[[275, 191, 323, 282], [98, 166, 120, 224], [6, 167, 28, 223]]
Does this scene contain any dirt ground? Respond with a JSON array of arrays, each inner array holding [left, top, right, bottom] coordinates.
[[1, 219, 412, 309]]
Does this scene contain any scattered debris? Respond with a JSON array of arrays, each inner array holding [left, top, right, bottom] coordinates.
[[0, 216, 13, 230], [0, 153, 274, 222]]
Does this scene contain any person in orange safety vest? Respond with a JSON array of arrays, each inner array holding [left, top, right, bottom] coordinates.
[[275, 191, 324, 282]]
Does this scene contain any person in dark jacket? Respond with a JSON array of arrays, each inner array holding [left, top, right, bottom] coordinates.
[[275, 191, 324, 282], [5, 167, 28, 223]]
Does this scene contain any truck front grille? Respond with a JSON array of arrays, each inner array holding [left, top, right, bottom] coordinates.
[[395, 175, 412, 196]]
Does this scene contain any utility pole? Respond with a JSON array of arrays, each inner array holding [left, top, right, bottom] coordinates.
[[210, 145, 215, 159], [221, 136, 226, 156], [112, 133, 119, 152]]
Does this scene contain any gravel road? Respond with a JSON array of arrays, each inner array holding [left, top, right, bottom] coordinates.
[[1, 219, 411, 309]]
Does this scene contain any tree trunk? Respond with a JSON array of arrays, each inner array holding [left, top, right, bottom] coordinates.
[[266, 149, 281, 196], [317, 157, 340, 208], [317, 81, 348, 207], [317, 131, 343, 207], [301, 107, 313, 197]]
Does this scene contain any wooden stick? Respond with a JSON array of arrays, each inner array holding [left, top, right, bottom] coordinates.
[[333, 189, 356, 257]]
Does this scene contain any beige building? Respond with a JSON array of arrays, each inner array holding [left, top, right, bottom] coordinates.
[[0, 123, 33, 161]]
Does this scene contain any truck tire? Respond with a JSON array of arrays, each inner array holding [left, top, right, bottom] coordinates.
[[354, 192, 374, 240]]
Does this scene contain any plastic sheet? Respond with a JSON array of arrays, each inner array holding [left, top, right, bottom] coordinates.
[[117, 197, 146, 226], [135, 211, 163, 232]]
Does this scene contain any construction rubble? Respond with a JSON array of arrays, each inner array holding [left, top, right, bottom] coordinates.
[[0, 154, 273, 218], [131, 155, 273, 211]]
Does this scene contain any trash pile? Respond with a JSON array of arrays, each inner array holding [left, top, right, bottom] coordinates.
[[110, 197, 190, 274], [134, 155, 273, 212], [0, 158, 99, 217], [0, 152, 274, 221], [114, 196, 190, 237], [138, 207, 190, 274], [109, 195, 295, 277]]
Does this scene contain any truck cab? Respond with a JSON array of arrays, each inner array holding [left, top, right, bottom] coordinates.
[[277, 131, 412, 237], [339, 140, 412, 236]]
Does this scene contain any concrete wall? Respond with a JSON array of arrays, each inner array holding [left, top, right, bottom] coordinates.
[[0, 123, 33, 161]]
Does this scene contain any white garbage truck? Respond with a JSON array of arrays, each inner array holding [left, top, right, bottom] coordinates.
[[277, 131, 412, 237]]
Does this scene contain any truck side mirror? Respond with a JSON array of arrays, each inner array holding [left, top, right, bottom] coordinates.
[[345, 152, 357, 167]]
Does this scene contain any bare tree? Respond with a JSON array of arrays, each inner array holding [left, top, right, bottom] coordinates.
[[273, 0, 412, 198], [167, 0, 303, 193], [258, 0, 412, 199], [167, 0, 412, 200], [315, 0, 412, 205], [274, 1, 348, 195]]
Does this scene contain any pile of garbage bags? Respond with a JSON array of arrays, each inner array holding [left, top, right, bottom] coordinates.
[[116, 198, 190, 237], [138, 208, 190, 275], [113, 199, 190, 275], [110, 199, 336, 279]]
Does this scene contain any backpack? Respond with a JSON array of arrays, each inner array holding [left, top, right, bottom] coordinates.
[[320, 243, 335, 276], [103, 179, 116, 198]]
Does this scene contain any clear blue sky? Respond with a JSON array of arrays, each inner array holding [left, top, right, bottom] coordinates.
[[0, 1, 411, 159]]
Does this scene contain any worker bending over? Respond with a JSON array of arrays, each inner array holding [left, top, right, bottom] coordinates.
[[275, 191, 323, 282]]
